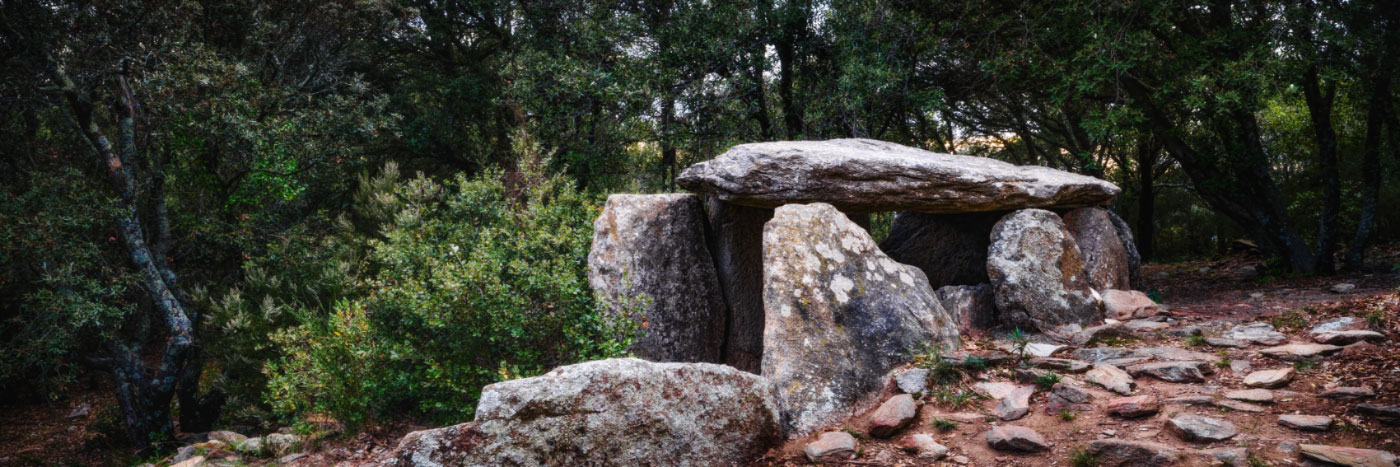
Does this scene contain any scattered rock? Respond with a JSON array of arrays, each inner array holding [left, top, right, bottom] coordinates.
[[1165, 415, 1238, 443], [1125, 320, 1170, 331], [1031, 357, 1091, 373], [1224, 389, 1273, 404], [1074, 323, 1134, 346], [1205, 337, 1248, 348], [1357, 404, 1400, 424], [1086, 440, 1179, 467], [1045, 383, 1094, 413], [1277, 441, 1299, 454], [208, 431, 248, 445], [279, 453, 308, 464], [894, 368, 930, 395], [1278, 414, 1333, 432], [1300, 444, 1398, 467], [390, 358, 781, 465], [985, 426, 1050, 452], [1126, 361, 1211, 383], [898, 433, 948, 460], [676, 138, 1120, 213], [1313, 330, 1386, 345], [934, 283, 999, 337], [1086, 364, 1135, 395], [235, 437, 263, 456], [1201, 447, 1251, 466], [880, 211, 999, 290], [169, 456, 204, 467], [1259, 343, 1343, 361], [588, 194, 728, 362], [1319, 387, 1376, 400], [264, 433, 302, 457], [1330, 283, 1357, 293], [1133, 346, 1216, 362], [1072, 347, 1137, 363], [973, 382, 1021, 400], [762, 203, 959, 435], [868, 394, 918, 437], [1229, 360, 1253, 374], [1310, 317, 1368, 334], [1063, 207, 1133, 291], [1024, 342, 1065, 358], [66, 403, 90, 419], [1101, 290, 1162, 321], [993, 385, 1034, 421], [1340, 341, 1383, 359], [1216, 399, 1268, 413], [1220, 322, 1287, 345], [1106, 395, 1160, 418], [804, 432, 857, 463], [987, 209, 1101, 332]]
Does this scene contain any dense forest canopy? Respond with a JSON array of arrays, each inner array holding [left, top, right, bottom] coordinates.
[[1, 0, 1397, 454]]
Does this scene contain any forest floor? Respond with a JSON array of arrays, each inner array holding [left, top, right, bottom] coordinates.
[[3, 247, 1398, 466]]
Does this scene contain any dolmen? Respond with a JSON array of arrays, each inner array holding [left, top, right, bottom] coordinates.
[[394, 138, 1139, 465]]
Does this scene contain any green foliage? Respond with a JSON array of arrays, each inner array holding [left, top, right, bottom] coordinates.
[[931, 418, 958, 431], [1035, 372, 1063, 390], [1184, 335, 1207, 348], [1059, 410, 1078, 422], [1009, 328, 1031, 366], [264, 145, 639, 426], [1070, 447, 1099, 467]]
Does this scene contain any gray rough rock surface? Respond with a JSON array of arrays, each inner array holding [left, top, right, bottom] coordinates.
[[804, 432, 857, 463], [1278, 415, 1333, 432], [1300, 444, 1398, 467], [1313, 330, 1386, 345], [1101, 290, 1163, 321], [1259, 343, 1343, 360], [987, 209, 1101, 332], [868, 394, 918, 437], [1243, 368, 1295, 388], [1166, 415, 1238, 443], [1319, 387, 1375, 400], [898, 433, 948, 460], [762, 203, 959, 436], [894, 368, 929, 395], [1127, 361, 1212, 383], [390, 359, 781, 466], [1101, 209, 1143, 288], [1062, 207, 1132, 290], [1221, 322, 1288, 346], [993, 385, 1034, 421], [1086, 364, 1135, 395], [703, 197, 774, 373], [879, 212, 1000, 289], [934, 284, 998, 336], [588, 194, 728, 363], [1087, 439, 1180, 467], [676, 138, 1120, 213], [1106, 395, 1160, 418], [985, 426, 1050, 452]]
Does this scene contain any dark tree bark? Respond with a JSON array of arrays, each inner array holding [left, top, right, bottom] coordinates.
[[1301, 67, 1340, 274], [51, 58, 197, 450], [1135, 141, 1157, 261], [775, 1, 806, 139], [747, 45, 774, 141]]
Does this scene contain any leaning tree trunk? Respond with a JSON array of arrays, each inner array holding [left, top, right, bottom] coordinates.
[[1302, 68, 1340, 274], [52, 58, 196, 450], [1135, 142, 1157, 261]]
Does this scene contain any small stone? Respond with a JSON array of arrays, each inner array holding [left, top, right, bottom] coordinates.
[[985, 426, 1050, 452], [804, 432, 857, 463], [953, 454, 969, 464], [1102, 290, 1164, 320], [1125, 320, 1171, 331], [1221, 322, 1287, 345], [1165, 395, 1216, 406], [1224, 389, 1273, 403], [1031, 357, 1091, 373], [235, 437, 264, 456], [1278, 414, 1333, 432], [1201, 447, 1250, 466], [1072, 347, 1137, 363], [895, 368, 930, 394], [869, 394, 919, 437], [1024, 342, 1065, 358], [1276, 441, 1299, 454], [209, 431, 248, 445], [1152, 271, 1170, 280], [1074, 323, 1134, 346], [1330, 283, 1357, 293], [898, 433, 948, 460], [993, 386, 1034, 421], [169, 456, 204, 467], [66, 403, 90, 419], [1319, 387, 1375, 400], [1259, 343, 1342, 360], [264, 433, 303, 457], [1165, 415, 1238, 443], [1087, 439, 1180, 466], [1229, 360, 1253, 374], [279, 453, 308, 464], [1300, 444, 1398, 467], [1206, 337, 1249, 348], [1313, 330, 1386, 345], [1215, 399, 1267, 413], [1086, 364, 1135, 395], [1045, 382, 1093, 414], [1106, 395, 1160, 418], [973, 381, 1020, 400], [1310, 317, 1367, 334], [1357, 404, 1400, 424], [1243, 368, 1294, 388], [1126, 361, 1211, 383], [1133, 346, 1216, 362]]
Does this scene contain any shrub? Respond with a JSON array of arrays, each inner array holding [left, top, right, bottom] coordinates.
[[265, 142, 639, 426]]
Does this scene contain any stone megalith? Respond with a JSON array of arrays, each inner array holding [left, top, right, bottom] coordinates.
[[588, 194, 727, 363], [391, 359, 782, 466], [987, 209, 1101, 332], [677, 138, 1120, 213], [935, 284, 998, 336], [878, 211, 1001, 288], [703, 197, 773, 373], [762, 203, 959, 436], [1062, 207, 1133, 291]]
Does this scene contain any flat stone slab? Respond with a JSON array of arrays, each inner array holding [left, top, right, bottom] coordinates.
[[1224, 389, 1273, 403], [1087, 364, 1135, 395], [1126, 361, 1212, 383], [805, 432, 857, 463], [1300, 444, 1398, 467], [993, 385, 1034, 421], [1319, 387, 1375, 400], [985, 426, 1050, 452], [1031, 357, 1091, 373], [1278, 414, 1333, 432], [1313, 330, 1386, 345], [1220, 322, 1287, 345], [1243, 368, 1295, 388], [1259, 343, 1342, 360], [1166, 415, 1238, 443], [677, 138, 1120, 213], [869, 394, 918, 437]]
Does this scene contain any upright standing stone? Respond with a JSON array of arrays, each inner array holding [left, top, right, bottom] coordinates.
[[878, 211, 1001, 288], [588, 194, 728, 363], [763, 203, 959, 436], [935, 283, 998, 336], [1063, 207, 1133, 291], [703, 197, 774, 373], [1103, 209, 1143, 288], [987, 209, 1101, 331]]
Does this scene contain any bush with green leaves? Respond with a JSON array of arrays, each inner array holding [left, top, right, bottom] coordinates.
[[264, 148, 638, 426]]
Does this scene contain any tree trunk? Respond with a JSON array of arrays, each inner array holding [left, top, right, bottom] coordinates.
[[775, 3, 805, 139], [1346, 60, 1391, 270], [1302, 68, 1340, 274], [661, 96, 677, 190], [748, 46, 774, 140], [1135, 142, 1156, 261]]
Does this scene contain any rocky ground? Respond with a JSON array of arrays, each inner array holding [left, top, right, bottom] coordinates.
[[758, 259, 1400, 466]]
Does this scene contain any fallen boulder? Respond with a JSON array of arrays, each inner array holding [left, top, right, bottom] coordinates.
[[762, 203, 959, 436], [390, 358, 781, 466]]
